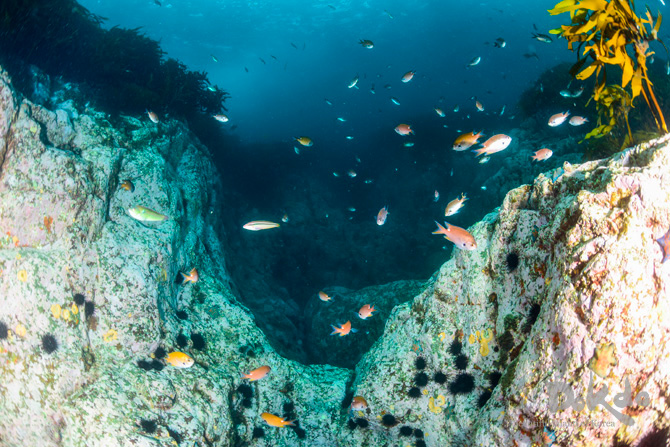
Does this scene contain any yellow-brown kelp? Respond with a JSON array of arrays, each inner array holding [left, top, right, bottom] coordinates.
[[549, 0, 667, 144]]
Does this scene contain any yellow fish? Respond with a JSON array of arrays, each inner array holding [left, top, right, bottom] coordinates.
[[445, 193, 468, 217], [243, 221, 280, 231], [165, 351, 194, 368], [294, 136, 313, 147], [128, 206, 168, 222]]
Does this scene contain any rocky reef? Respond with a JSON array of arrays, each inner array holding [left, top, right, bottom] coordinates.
[[0, 65, 668, 447]]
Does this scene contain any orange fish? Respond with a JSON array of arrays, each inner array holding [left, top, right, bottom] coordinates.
[[472, 134, 512, 157], [475, 100, 484, 112], [453, 131, 483, 151], [261, 412, 295, 427], [165, 351, 194, 368], [358, 304, 376, 319], [401, 70, 416, 83], [146, 109, 159, 124], [376, 206, 389, 225], [331, 320, 357, 336], [569, 116, 588, 126], [318, 291, 332, 302], [295, 136, 314, 147], [548, 111, 570, 127], [394, 124, 413, 136], [120, 179, 135, 192], [351, 396, 368, 411], [445, 193, 467, 217], [432, 221, 477, 250], [180, 268, 199, 284], [532, 148, 553, 161], [242, 365, 271, 381]]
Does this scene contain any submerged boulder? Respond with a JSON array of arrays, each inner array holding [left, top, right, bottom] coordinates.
[[0, 64, 668, 447]]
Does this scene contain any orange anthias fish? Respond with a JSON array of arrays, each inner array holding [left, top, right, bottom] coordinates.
[[432, 221, 477, 250], [453, 131, 483, 151], [120, 179, 135, 192], [445, 193, 468, 217], [180, 268, 199, 284], [165, 351, 195, 368], [242, 365, 271, 381], [243, 221, 280, 231], [295, 136, 314, 146], [434, 107, 445, 117], [351, 396, 368, 411], [472, 134, 512, 157], [376, 206, 389, 225], [146, 110, 159, 124], [532, 148, 553, 161], [475, 100, 485, 112], [358, 304, 376, 319], [569, 116, 588, 126], [401, 70, 416, 83], [318, 291, 332, 302], [394, 124, 413, 136], [331, 320, 357, 336], [548, 111, 570, 127], [261, 412, 295, 427]]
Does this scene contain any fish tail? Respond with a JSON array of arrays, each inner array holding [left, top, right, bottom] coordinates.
[[330, 326, 340, 336], [472, 147, 487, 157], [350, 328, 358, 333], [432, 221, 447, 235]]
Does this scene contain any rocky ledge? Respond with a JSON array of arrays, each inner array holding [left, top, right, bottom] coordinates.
[[0, 66, 668, 447]]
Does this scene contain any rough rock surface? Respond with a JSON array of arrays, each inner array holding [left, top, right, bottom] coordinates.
[[0, 63, 668, 447]]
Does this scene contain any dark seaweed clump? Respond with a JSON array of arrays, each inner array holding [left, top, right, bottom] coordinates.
[[84, 301, 95, 318], [522, 303, 542, 334], [449, 339, 462, 356], [166, 427, 182, 445], [252, 426, 265, 438], [140, 419, 157, 433], [408, 387, 422, 398], [433, 371, 447, 384], [414, 356, 427, 370], [283, 402, 295, 414], [478, 390, 492, 408], [41, 334, 58, 354], [341, 391, 354, 408], [190, 333, 206, 350], [449, 373, 475, 395], [293, 426, 306, 439], [505, 252, 520, 273], [137, 359, 153, 371], [399, 426, 414, 436], [381, 414, 397, 427], [73, 293, 86, 306], [489, 371, 503, 388], [242, 398, 252, 408], [414, 372, 429, 387], [416, 440, 427, 447], [0, 321, 7, 339], [0, 0, 228, 124]]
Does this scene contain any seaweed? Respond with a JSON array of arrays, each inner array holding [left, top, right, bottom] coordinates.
[[549, 0, 667, 142]]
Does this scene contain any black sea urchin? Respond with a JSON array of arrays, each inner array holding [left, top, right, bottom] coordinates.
[[455, 354, 469, 370], [448, 373, 475, 395], [478, 390, 492, 408], [356, 418, 369, 428], [73, 293, 85, 306], [176, 333, 188, 348], [252, 426, 265, 438], [449, 339, 462, 356], [414, 356, 426, 370], [41, 334, 58, 354], [414, 372, 429, 387], [176, 310, 188, 320], [153, 346, 167, 359], [399, 426, 413, 436], [140, 419, 157, 433], [84, 301, 95, 318], [408, 387, 422, 398], [0, 321, 8, 339], [191, 333, 206, 350], [505, 252, 520, 273], [489, 371, 502, 388], [381, 414, 397, 427], [433, 371, 447, 384]]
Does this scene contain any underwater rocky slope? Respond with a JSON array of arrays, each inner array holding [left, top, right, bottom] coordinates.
[[0, 66, 669, 447]]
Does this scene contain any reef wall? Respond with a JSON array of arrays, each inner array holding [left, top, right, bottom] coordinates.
[[0, 65, 668, 447]]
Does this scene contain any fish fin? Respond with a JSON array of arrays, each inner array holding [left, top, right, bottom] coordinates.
[[432, 221, 447, 235], [472, 147, 487, 157], [350, 328, 358, 333], [330, 326, 340, 335]]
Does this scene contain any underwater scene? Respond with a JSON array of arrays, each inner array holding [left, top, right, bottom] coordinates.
[[0, 0, 669, 445]]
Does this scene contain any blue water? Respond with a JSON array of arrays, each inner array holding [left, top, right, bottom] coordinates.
[[79, 0, 572, 147]]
